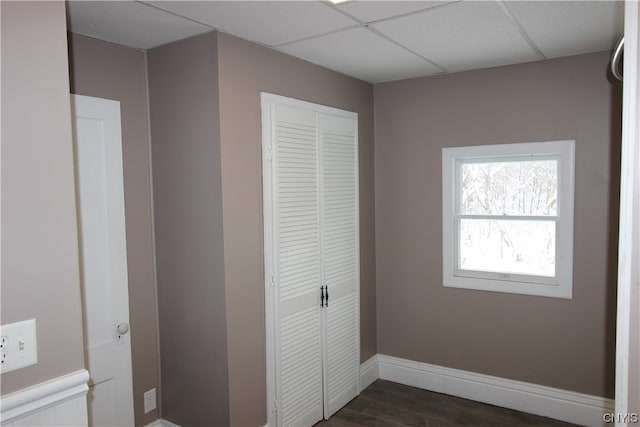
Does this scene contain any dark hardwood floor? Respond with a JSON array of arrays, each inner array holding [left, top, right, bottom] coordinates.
[[314, 380, 578, 427]]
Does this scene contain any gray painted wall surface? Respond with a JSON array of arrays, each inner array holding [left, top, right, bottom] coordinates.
[[374, 51, 620, 398], [1, 1, 86, 395], [216, 32, 377, 426], [67, 33, 160, 426], [147, 32, 230, 427]]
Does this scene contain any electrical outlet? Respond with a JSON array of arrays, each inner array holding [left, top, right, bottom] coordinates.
[[143, 388, 156, 413], [0, 319, 37, 374]]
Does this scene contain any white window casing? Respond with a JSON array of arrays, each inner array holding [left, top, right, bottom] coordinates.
[[442, 140, 575, 299]]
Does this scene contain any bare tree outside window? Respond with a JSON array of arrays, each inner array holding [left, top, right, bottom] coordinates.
[[458, 160, 558, 277]]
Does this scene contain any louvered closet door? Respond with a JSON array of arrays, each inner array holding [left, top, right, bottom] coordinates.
[[273, 104, 324, 427], [320, 114, 360, 418]]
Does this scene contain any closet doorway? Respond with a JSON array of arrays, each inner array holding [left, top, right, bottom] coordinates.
[[261, 93, 361, 427]]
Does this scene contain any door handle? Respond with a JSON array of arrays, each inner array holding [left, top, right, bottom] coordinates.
[[117, 323, 129, 335], [610, 35, 624, 81], [319, 286, 330, 308], [325, 285, 329, 307]]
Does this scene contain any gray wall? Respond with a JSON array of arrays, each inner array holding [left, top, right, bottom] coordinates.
[[147, 32, 230, 427], [67, 33, 160, 426], [1, 1, 86, 395], [65, 28, 377, 426], [374, 51, 620, 398], [216, 32, 377, 426]]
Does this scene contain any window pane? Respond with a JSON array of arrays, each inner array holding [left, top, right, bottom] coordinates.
[[460, 159, 557, 216], [459, 219, 556, 277]]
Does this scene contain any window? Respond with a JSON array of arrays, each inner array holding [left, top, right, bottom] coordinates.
[[442, 141, 575, 299]]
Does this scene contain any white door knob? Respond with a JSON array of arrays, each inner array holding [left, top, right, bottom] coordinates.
[[117, 323, 129, 335]]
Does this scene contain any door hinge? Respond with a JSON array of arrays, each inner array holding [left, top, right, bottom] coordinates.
[[272, 398, 278, 414], [270, 272, 274, 288], [267, 144, 273, 161]]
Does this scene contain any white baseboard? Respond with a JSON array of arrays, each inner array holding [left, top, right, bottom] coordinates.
[[359, 355, 379, 391], [144, 419, 181, 427], [377, 354, 614, 427], [0, 369, 89, 426]]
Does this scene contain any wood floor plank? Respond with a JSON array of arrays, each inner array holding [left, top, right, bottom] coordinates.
[[314, 380, 578, 427]]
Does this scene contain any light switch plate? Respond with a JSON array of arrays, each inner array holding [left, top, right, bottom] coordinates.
[[0, 319, 37, 374]]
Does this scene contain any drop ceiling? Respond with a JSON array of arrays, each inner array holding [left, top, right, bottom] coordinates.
[[67, 0, 624, 84]]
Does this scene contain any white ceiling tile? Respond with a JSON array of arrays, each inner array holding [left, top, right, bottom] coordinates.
[[66, 0, 623, 81], [373, 1, 540, 73], [148, 1, 358, 47], [336, 0, 456, 24], [504, 1, 624, 59], [67, 1, 211, 50], [276, 27, 442, 83]]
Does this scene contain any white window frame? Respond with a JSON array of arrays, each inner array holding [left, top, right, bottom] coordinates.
[[442, 140, 575, 299]]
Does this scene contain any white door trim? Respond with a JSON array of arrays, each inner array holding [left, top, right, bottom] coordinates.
[[261, 94, 277, 427], [615, 0, 640, 420]]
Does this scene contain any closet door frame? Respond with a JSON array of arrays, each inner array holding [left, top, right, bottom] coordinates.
[[261, 93, 360, 427]]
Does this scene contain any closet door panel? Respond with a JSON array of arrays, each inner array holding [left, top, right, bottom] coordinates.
[[280, 307, 322, 426], [324, 292, 359, 416], [320, 114, 360, 417], [274, 105, 323, 427]]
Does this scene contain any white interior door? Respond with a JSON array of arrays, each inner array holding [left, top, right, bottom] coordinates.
[[71, 94, 135, 427], [320, 113, 360, 418]]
